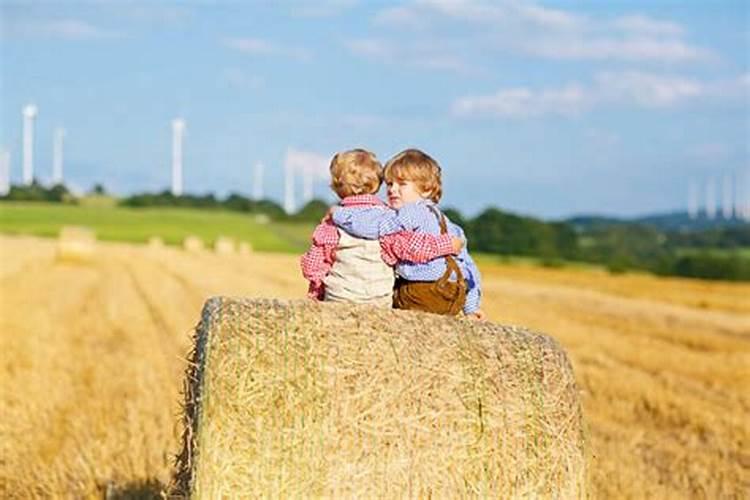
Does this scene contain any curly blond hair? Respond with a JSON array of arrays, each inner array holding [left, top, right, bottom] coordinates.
[[383, 149, 442, 203], [329, 149, 383, 198]]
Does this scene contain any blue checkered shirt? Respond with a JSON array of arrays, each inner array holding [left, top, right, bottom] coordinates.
[[332, 200, 482, 314]]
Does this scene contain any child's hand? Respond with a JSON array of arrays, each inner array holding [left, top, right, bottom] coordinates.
[[321, 206, 336, 223], [468, 310, 486, 321], [450, 236, 465, 254]]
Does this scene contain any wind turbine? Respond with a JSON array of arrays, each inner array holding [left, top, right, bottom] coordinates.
[[171, 118, 186, 196], [53, 127, 65, 185], [705, 179, 716, 220], [22, 104, 37, 185], [284, 161, 296, 214], [722, 174, 733, 219], [687, 180, 698, 219], [0, 149, 9, 196], [253, 162, 264, 200], [742, 169, 750, 222]]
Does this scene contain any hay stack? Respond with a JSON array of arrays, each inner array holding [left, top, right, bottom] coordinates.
[[238, 241, 253, 255], [56, 226, 96, 261], [171, 298, 586, 498], [213, 236, 235, 255], [147, 236, 165, 249], [254, 214, 270, 225], [183, 236, 204, 253]]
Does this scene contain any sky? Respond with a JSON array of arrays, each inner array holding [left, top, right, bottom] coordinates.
[[1, 0, 748, 219]]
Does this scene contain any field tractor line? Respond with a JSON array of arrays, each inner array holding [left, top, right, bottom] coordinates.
[[0, 279, 111, 486], [492, 279, 749, 354], [137, 249, 210, 303], [572, 319, 746, 390], [137, 249, 236, 298], [486, 278, 749, 338], [118, 261, 180, 347], [583, 374, 747, 467], [29, 266, 174, 498], [576, 344, 747, 409], [0, 257, 52, 284], [585, 346, 747, 424]]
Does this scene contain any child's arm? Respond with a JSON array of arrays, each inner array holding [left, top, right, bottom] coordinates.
[[447, 222, 483, 317], [379, 231, 461, 265], [461, 250, 483, 316], [300, 221, 339, 300], [331, 207, 385, 239], [332, 206, 410, 239]]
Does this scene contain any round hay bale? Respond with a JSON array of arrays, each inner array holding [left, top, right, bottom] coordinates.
[[254, 213, 270, 225], [238, 241, 253, 255], [147, 236, 165, 249], [170, 298, 586, 498], [56, 226, 96, 261], [183, 236, 204, 253], [213, 236, 235, 255]]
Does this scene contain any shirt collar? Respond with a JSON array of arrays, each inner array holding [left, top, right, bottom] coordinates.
[[339, 194, 387, 207], [404, 199, 436, 208]]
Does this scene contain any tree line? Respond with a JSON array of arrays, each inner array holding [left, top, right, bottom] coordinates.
[[3, 182, 749, 281]]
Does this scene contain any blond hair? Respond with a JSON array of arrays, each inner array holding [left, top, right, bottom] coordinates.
[[329, 149, 383, 198], [383, 149, 442, 203]]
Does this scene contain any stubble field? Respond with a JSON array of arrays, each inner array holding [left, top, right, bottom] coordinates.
[[0, 234, 748, 498]]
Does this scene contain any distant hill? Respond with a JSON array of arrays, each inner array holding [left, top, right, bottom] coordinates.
[[566, 211, 748, 232]]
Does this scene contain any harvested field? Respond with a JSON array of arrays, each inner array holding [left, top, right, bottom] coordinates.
[[0, 234, 747, 498]]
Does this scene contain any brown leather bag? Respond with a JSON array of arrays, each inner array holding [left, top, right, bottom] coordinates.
[[393, 206, 467, 316]]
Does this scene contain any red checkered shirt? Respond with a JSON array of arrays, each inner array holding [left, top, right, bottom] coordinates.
[[300, 194, 455, 299]]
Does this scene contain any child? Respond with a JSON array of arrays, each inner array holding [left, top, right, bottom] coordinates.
[[300, 148, 463, 306], [332, 148, 483, 319]]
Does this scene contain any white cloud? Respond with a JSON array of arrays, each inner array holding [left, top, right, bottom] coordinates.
[[521, 37, 714, 63], [224, 37, 275, 54], [373, 6, 429, 29], [595, 71, 703, 107], [3, 18, 119, 40], [346, 37, 473, 73], [452, 84, 589, 118], [510, 1, 583, 31], [613, 14, 685, 37], [366, 0, 715, 66], [290, 0, 359, 18], [452, 71, 745, 118], [223, 37, 312, 61], [115, 5, 194, 27], [346, 38, 390, 58]]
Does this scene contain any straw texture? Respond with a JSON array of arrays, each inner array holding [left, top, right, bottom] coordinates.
[[171, 298, 586, 498], [56, 225, 96, 261]]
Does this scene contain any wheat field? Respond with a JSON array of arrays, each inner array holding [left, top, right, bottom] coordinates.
[[0, 234, 748, 498]]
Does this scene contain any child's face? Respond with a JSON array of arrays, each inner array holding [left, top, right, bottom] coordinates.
[[387, 179, 425, 209]]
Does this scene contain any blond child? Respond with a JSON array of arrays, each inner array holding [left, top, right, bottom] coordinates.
[[332, 148, 483, 318], [300, 148, 462, 306]]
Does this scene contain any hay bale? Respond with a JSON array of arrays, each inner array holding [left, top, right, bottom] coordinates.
[[147, 236, 165, 249], [213, 236, 235, 255], [254, 214, 270, 225], [238, 242, 253, 255], [171, 299, 586, 498], [56, 226, 96, 261], [183, 236, 204, 253]]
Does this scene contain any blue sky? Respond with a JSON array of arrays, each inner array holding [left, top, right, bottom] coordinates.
[[1, 0, 748, 218]]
